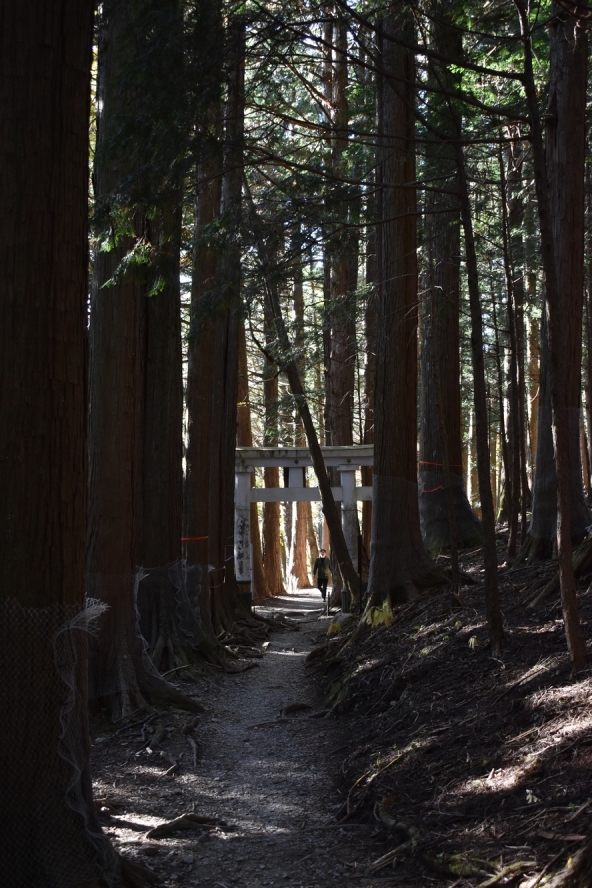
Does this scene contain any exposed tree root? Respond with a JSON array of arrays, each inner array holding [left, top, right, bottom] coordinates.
[[138, 566, 231, 675]]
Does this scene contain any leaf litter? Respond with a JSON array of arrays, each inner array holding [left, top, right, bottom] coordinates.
[[91, 540, 592, 886]]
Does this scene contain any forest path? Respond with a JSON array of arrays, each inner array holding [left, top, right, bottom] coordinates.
[[94, 592, 382, 888]]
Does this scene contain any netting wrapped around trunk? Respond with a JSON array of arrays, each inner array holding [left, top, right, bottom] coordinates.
[[87, 572, 166, 702], [418, 469, 483, 551], [0, 597, 119, 887], [138, 561, 219, 671], [181, 562, 216, 639]]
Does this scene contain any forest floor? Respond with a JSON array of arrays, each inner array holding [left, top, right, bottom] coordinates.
[[91, 540, 592, 888]]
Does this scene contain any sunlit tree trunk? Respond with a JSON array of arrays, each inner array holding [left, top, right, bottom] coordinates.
[[289, 229, 313, 589], [262, 295, 286, 597]]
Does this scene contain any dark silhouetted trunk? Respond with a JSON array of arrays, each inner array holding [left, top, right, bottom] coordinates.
[[419, 7, 482, 554], [367, 7, 444, 607], [515, 0, 587, 669], [137, 205, 217, 674], [88, 0, 199, 717], [205, 18, 245, 630], [238, 323, 269, 601], [0, 3, 120, 883], [289, 233, 313, 590]]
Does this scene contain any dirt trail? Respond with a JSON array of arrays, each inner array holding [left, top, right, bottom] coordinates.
[[92, 592, 383, 887]]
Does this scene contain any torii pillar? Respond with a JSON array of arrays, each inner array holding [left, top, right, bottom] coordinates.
[[234, 466, 253, 606], [339, 463, 358, 563]]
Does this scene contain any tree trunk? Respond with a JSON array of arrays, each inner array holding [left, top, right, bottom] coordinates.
[[515, 0, 587, 670], [419, 7, 482, 554], [499, 148, 522, 557], [238, 323, 269, 601], [262, 297, 287, 597], [289, 231, 313, 589], [516, 2, 591, 563], [89, 0, 199, 718], [184, 121, 222, 575], [137, 206, 220, 673], [454, 144, 504, 653], [361, 197, 377, 558], [367, 7, 444, 607], [0, 3, 120, 883], [585, 163, 592, 498], [185, 10, 246, 635], [206, 17, 245, 630], [491, 286, 511, 524]]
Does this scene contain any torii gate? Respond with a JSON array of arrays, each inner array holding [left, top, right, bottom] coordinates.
[[234, 445, 373, 601]]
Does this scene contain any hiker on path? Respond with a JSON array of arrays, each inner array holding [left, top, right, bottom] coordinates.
[[312, 548, 331, 601]]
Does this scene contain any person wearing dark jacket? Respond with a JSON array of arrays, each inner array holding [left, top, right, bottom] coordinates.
[[312, 548, 331, 601]]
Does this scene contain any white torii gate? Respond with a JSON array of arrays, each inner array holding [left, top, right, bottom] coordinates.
[[234, 445, 373, 601]]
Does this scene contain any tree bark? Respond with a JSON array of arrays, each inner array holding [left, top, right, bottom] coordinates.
[[183, 8, 224, 631], [185, 12, 246, 634], [361, 194, 377, 558], [238, 323, 269, 601], [515, 0, 587, 670], [367, 7, 444, 607], [454, 144, 504, 654], [262, 298, 287, 597], [206, 17, 245, 630], [0, 3, 120, 883], [137, 205, 219, 673], [289, 232, 313, 589], [89, 0, 200, 717], [419, 6, 482, 554]]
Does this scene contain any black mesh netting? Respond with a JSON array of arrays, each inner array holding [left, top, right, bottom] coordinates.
[[88, 562, 214, 702], [87, 572, 166, 701], [418, 470, 483, 551], [0, 597, 120, 887]]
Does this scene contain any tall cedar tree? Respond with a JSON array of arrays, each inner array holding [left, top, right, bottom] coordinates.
[[515, 0, 587, 668], [0, 3, 120, 883], [237, 323, 269, 600], [88, 0, 200, 715], [519, 1, 591, 564], [367, 6, 444, 607], [185, 16, 245, 632], [419, 4, 482, 553]]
